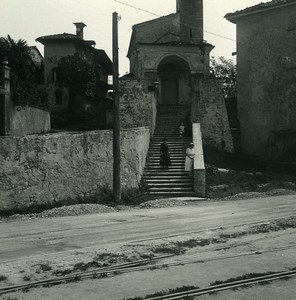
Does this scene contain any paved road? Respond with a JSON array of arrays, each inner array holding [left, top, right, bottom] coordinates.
[[0, 194, 296, 262]]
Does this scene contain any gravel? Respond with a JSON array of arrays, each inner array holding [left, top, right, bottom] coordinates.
[[38, 204, 116, 218], [137, 198, 190, 209], [1, 189, 295, 223], [221, 189, 296, 201]]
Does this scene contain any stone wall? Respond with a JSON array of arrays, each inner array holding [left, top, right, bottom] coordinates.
[[0, 127, 150, 211], [120, 79, 157, 134], [10, 105, 51, 137], [191, 78, 234, 152]]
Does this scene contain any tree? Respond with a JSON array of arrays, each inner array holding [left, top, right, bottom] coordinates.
[[0, 35, 47, 108], [0, 35, 35, 85], [56, 52, 102, 98], [210, 56, 238, 128]]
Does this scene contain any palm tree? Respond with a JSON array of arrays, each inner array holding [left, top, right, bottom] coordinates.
[[0, 35, 34, 86]]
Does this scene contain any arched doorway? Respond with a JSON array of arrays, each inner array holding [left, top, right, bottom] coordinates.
[[157, 56, 191, 106]]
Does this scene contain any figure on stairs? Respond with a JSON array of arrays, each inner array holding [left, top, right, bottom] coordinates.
[[185, 143, 195, 176], [179, 122, 185, 137], [160, 138, 171, 169]]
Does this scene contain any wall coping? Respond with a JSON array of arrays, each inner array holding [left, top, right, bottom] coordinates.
[[0, 126, 150, 140]]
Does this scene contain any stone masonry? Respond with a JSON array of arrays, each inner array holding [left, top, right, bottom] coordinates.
[[0, 127, 150, 211]]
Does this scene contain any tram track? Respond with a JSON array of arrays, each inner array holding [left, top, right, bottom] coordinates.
[[139, 269, 296, 300], [1, 243, 296, 296]]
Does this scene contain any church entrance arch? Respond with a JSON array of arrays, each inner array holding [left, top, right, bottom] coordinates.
[[157, 56, 190, 106]]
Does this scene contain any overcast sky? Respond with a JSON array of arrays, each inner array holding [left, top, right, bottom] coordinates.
[[1, 0, 264, 74]]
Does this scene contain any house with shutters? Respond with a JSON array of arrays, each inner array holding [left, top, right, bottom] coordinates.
[[225, 0, 296, 161]]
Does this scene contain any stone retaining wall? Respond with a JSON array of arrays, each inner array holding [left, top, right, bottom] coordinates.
[[192, 78, 234, 153], [0, 127, 150, 211]]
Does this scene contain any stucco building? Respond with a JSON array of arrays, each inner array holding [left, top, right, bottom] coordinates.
[[37, 23, 113, 130], [225, 0, 296, 160], [128, 0, 213, 106]]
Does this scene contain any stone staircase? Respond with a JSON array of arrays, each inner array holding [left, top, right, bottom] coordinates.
[[143, 105, 195, 196]]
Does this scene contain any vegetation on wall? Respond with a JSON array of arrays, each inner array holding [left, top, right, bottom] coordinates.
[[210, 56, 238, 129], [55, 52, 102, 99]]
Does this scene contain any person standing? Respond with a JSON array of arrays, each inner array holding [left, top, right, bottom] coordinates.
[[179, 123, 185, 137], [185, 143, 195, 176], [160, 138, 171, 169]]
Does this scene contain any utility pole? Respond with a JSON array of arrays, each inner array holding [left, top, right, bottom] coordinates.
[[112, 12, 121, 202]]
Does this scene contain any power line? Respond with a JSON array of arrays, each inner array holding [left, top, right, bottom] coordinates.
[[113, 0, 236, 42]]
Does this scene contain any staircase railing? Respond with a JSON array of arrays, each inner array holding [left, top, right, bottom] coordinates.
[[192, 123, 206, 197]]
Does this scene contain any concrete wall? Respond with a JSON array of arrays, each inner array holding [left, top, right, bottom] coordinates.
[[192, 123, 206, 197], [235, 5, 296, 158], [191, 78, 234, 152], [120, 79, 157, 134], [10, 105, 51, 137], [0, 127, 150, 211]]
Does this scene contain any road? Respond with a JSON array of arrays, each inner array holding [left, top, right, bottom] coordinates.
[[1, 194, 296, 300], [1, 194, 296, 263]]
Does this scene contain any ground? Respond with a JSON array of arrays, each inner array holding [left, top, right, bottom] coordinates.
[[0, 194, 296, 299]]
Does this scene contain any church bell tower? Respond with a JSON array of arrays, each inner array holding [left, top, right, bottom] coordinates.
[[176, 0, 204, 44]]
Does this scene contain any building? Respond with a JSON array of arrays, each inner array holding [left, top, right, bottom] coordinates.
[[128, 0, 213, 106], [28, 46, 43, 68], [225, 0, 296, 160], [124, 0, 233, 152], [36, 23, 113, 130]]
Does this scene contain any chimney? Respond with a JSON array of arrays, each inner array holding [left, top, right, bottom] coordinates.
[[74, 22, 86, 40]]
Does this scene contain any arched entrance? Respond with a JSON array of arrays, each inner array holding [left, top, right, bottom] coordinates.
[[157, 56, 191, 106]]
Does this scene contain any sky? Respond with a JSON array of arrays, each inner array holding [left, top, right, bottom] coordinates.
[[1, 0, 264, 75]]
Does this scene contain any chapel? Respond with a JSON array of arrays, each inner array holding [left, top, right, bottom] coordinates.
[[127, 0, 214, 106]]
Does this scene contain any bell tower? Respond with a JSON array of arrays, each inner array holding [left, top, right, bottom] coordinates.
[[176, 0, 203, 44]]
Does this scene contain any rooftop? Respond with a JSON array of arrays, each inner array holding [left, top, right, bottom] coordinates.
[[225, 0, 296, 21], [36, 33, 96, 46]]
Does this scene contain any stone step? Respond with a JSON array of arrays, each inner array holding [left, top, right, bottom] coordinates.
[[147, 183, 193, 188], [149, 191, 196, 196], [150, 141, 190, 144], [143, 105, 194, 197], [145, 178, 193, 182], [146, 162, 185, 165], [147, 158, 185, 162], [148, 187, 194, 192], [144, 171, 189, 176]]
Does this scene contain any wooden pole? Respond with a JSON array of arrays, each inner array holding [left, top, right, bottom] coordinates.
[[112, 12, 121, 202]]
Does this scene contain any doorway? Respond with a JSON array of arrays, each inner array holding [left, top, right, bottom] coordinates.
[[158, 63, 181, 105], [161, 79, 179, 105]]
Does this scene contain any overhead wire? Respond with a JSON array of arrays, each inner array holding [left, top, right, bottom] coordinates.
[[113, 0, 236, 42], [113, 0, 291, 60]]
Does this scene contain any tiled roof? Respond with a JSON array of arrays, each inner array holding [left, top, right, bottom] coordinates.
[[225, 0, 296, 19], [36, 33, 95, 46]]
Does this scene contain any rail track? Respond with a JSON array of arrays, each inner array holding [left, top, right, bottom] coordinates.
[[140, 269, 296, 300], [1, 243, 296, 296]]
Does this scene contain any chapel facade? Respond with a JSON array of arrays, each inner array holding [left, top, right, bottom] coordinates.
[[127, 0, 214, 106]]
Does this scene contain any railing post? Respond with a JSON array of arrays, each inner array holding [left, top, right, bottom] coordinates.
[[0, 60, 11, 136]]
